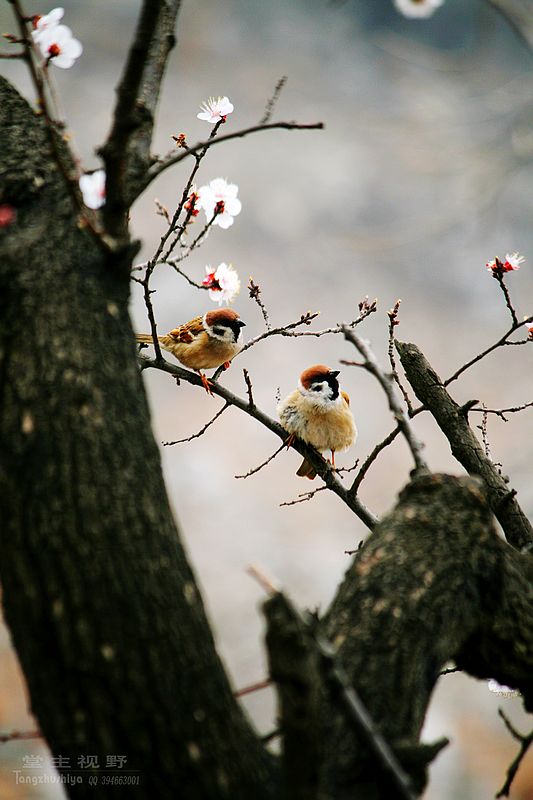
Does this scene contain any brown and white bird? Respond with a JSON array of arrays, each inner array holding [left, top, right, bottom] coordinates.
[[136, 308, 245, 393], [277, 364, 357, 479]]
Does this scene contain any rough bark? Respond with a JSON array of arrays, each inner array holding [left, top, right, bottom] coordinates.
[[0, 77, 275, 798], [396, 340, 533, 550], [320, 473, 533, 799]]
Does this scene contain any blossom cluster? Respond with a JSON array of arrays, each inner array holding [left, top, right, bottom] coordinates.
[[32, 7, 82, 69]]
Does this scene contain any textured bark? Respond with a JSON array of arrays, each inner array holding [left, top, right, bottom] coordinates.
[[396, 340, 533, 551], [320, 473, 533, 799], [0, 77, 275, 798]]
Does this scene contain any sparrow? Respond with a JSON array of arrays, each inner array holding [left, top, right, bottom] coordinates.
[[277, 364, 357, 479], [136, 308, 246, 394]]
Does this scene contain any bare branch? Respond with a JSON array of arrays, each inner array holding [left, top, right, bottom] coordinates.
[[470, 400, 533, 420], [142, 121, 324, 191], [243, 368, 255, 408], [492, 266, 518, 326], [162, 402, 230, 446], [101, 0, 168, 238], [0, 729, 41, 745], [260, 76, 288, 124], [496, 708, 533, 797], [234, 679, 272, 698], [248, 279, 271, 330], [349, 425, 402, 495], [387, 300, 414, 415], [444, 315, 533, 387], [235, 442, 286, 480], [280, 485, 328, 507], [238, 311, 320, 354], [397, 340, 533, 550], [342, 330, 428, 475], [238, 297, 376, 358]]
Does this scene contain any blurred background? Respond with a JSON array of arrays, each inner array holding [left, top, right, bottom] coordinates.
[[1, 0, 533, 797]]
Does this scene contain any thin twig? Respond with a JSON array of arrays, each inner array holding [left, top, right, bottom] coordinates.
[[243, 368, 255, 408], [496, 708, 533, 798], [238, 297, 376, 357], [469, 400, 533, 420], [238, 311, 320, 354], [234, 679, 272, 698], [142, 121, 324, 191], [260, 76, 288, 124], [0, 730, 41, 744], [387, 300, 414, 415], [444, 315, 533, 387], [162, 402, 230, 446], [247, 564, 280, 596], [279, 485, 328, 506], [492, 265, 518, 326], [342, 330, 428, 475], [235, 443, 286, 480], [248, 279, 271, 330], [350, 425, 402, 495]]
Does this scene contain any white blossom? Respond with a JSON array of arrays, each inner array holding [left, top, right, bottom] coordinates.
[[203, 263, 241, 305], [79, 170, 106, 210], [393, 0, 444, 19], [197, 178, 241, 230], [197, 96, 234, 124], [35, 24, 82, 69], [32, 7, 64, 40], [486, 252, 525, 273]]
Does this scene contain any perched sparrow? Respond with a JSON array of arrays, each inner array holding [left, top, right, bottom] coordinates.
[[277, 364, 357, 479], [136, 308, 245, 393]]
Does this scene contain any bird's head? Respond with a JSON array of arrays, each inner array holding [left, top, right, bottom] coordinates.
[[299, 364, 341, 404], [203, 308, 246, 344]]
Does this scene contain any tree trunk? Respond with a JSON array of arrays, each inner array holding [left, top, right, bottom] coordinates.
[[0, 76, 275, 798]]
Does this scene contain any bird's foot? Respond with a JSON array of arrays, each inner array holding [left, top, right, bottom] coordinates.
[[284, 433, 296, 450], [222, 361, 231, 371], [200, 372, 214, 396]]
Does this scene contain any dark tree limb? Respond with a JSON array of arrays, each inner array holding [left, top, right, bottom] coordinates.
[[264, 594, 323, 800], [100, 0, 182, 239], [321, 473, 533, 798], [396, 341, 533, 551], [496, 709, 533, 797], [0, 75, 276, 799]]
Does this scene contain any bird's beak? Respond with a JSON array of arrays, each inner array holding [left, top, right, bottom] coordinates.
[[237, 320, 246, 327], [330, 370, 340, 377]]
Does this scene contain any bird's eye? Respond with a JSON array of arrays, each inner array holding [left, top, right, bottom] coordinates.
[[311, 385, 320, 391]]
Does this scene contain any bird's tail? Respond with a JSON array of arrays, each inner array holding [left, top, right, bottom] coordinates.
[[296, 457, 316, 480], [135, 333, 159, 345]]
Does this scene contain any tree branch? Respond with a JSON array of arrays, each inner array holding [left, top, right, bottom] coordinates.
[[397, 340, 533, 550], [322, 472, 533, 796], [342, 330, 428, 476], [142, 121, 324, 192], [139, 356, 378, 530], [101, 0, 182, 238]]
